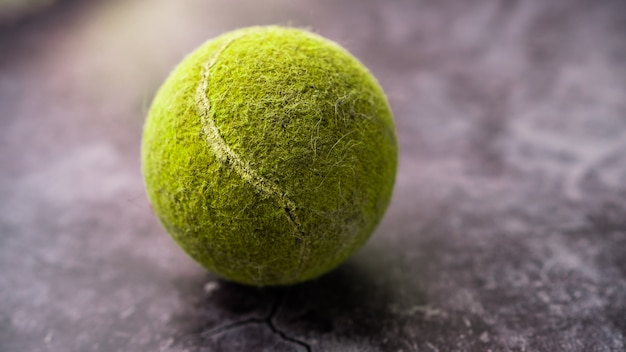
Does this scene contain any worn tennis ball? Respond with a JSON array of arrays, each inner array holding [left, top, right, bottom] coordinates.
[[142, 26, 397, 286]]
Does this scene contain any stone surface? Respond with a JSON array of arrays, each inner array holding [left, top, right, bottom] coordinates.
[[1, 0, 625, 351]]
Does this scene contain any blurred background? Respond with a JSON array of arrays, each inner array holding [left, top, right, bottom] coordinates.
[[1, 0, 625, 351]]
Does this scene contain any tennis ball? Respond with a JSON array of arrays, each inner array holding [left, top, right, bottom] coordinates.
[[142, 26, 397, 286]]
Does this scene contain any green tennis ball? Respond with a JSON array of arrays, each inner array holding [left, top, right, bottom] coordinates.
[[141, 26, 398, 286]]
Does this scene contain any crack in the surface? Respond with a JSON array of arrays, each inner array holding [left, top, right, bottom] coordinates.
[[267, 290, 312, 352], [201, 290, 312, 351], [200, 317, 263, 339]]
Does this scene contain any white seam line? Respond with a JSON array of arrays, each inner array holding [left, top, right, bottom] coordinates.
[[195, 35, 305, 238]]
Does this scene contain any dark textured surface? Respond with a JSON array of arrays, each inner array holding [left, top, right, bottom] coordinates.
[[1, 0, 625, 351]]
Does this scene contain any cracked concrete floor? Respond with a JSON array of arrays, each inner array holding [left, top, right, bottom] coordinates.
[[1, 0, 626, 351]]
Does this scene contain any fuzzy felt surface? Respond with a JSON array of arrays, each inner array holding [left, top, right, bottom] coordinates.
[[142, 26, 398, 286]]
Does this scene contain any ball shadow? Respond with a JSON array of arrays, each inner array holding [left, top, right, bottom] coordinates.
[[168, 245, 418, 350], [274, 258, 405, 340]]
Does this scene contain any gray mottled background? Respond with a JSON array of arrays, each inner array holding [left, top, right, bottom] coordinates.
[[1, 0, 625, 351]]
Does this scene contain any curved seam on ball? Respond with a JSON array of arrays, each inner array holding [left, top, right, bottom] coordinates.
[[194, 34, 307, 244]]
